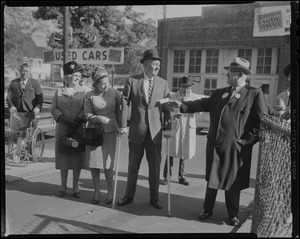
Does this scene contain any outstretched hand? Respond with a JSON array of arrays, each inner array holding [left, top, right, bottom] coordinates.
[[168, 100, 182, 108]]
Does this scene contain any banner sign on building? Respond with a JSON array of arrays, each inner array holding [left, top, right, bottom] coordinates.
[[253, 5, 291, 37], [43, 47, 124, 65]]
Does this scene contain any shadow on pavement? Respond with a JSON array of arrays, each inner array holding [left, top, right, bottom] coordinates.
[[20, 214, 132, 234]]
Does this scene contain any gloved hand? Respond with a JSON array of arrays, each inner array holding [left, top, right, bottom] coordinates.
[[164, 130, 172, 138], [118, 127, 128, 135], [10, 106, 17, 114], [33, 107, 40, 115]]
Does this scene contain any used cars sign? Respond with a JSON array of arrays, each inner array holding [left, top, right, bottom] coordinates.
[[43, 47, 124, 65]]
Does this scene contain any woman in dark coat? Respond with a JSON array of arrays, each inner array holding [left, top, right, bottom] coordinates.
[[51, 61, 86, 198], [169, 57, 267, 226]]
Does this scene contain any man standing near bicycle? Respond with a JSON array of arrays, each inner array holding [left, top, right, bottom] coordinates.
[[6, 62, 44, 131]]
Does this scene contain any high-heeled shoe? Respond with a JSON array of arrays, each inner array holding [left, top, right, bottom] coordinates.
[[73, 191, 81, 198], [57, 190, 66, 197], [92, 198, 100, 204]]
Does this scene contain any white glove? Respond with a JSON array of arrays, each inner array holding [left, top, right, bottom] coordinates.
[[98, 116, 110, 124], [10, 106, 17, 114], [33, 107, 40, 115], [118, 127, 128, 135], [164, 130, 172, 138]]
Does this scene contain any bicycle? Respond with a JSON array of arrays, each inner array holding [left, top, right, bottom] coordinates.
[[5, 117, 45, 167]]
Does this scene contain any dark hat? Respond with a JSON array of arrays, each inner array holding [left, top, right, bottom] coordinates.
[[283, 64, 290, 77], [180, 76, 193, 87], [82, 69, 90, 78], [224, 57, 251, 75], [63, 61, 81, 75], [92, 67, 108, 82], [140, 49, 163, 64]]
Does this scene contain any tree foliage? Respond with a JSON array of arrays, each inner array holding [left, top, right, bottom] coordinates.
[[32, 6, 157, 75], [4, 7, 39, 69]]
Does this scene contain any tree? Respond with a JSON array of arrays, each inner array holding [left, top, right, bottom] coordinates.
[[32, 6, 157, 75], [3, 6, 55, 69]]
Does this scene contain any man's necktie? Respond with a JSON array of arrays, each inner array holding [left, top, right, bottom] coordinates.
[[148, 78, 153, 103], [228, 87, 236, 99], [21, 81, 26, 91]]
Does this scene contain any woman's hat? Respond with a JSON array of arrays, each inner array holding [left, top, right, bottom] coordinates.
[[180, 76, 193, 87], [63, 61, 81, 75], [283, 64, 290, 77], [224, 57, 251, 75], [92, 67, 108, 82], [140, 49, 163, 64]]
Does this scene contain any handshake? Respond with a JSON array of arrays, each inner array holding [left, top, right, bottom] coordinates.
[[158, 98, 182, 108]]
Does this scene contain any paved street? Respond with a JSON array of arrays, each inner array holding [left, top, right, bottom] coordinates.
[[4, 131, 257, 236]]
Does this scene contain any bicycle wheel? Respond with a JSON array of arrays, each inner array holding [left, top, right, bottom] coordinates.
[[18, 154, 29, 167], [31, 127, 45, 162]]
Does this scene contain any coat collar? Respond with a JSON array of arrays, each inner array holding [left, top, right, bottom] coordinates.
[[61, 85, 83, 96]]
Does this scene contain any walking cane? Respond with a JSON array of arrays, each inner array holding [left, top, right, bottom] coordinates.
[[166, 136, 171, 217], [112, 133, 121, 209]]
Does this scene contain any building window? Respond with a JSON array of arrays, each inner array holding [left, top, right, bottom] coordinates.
[[204, 78, 217, 96], [256, 48, 272, 74], [189, 50, 202, 73], [238, 49, 252, 64], [173, 50, 185, 73], [172, 77, 181, 92], [205, 49, 219, 73], [38, 74, 41, 79]]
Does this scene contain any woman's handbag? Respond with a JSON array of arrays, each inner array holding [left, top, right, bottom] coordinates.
[[58, 136, 85, 153], [78, 128, 104, 146]]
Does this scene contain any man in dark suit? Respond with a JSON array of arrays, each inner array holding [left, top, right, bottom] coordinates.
[[169, 57, 267, 225], [6, 62, 43, 131], [117, 49, 171, 210]]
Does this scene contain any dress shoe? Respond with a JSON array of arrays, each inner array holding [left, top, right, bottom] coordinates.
[[105, 198, 113, 204], [92, 199, 99, 205], [117, 197, 133, 206], [57, 190, 66, 197], [150, 199, 163, 209], [198, 210, 213, 220], [73, 191, 81, 198], [229, 216, 240, 226], [160, 178, 168, 185], [178, 176, 189, 186]]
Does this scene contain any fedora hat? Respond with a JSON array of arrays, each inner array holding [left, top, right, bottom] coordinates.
[[140, 49, 163, 64], [180, 76, 193, 87], [63, 61, 81, 75], [224, 57, 251, 75]]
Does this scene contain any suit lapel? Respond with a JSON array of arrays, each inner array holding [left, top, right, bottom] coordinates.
[[228, 85, 247, 104]]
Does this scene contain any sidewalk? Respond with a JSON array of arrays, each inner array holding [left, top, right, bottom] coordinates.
[[5, 137, 255, 235]]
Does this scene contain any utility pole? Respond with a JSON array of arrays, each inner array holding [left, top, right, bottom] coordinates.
[[63, 6, 70, 65]]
